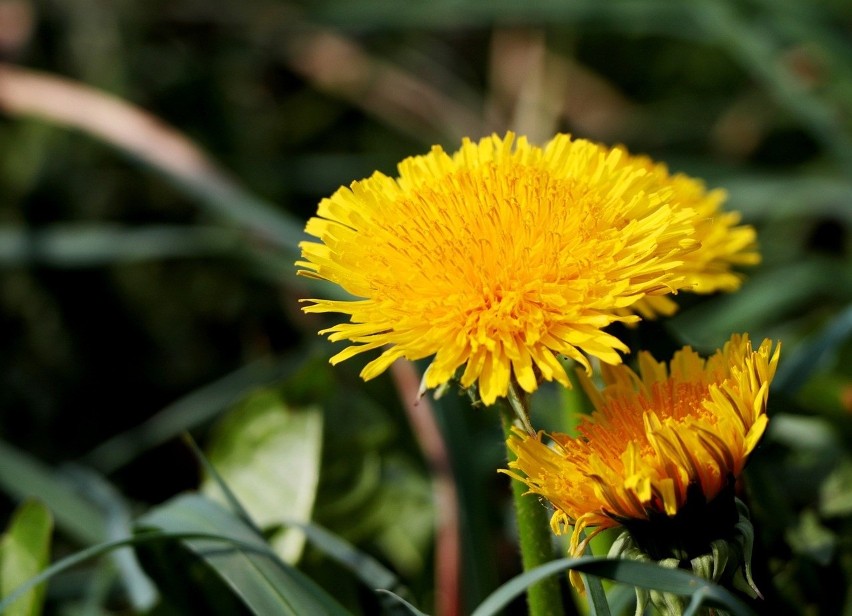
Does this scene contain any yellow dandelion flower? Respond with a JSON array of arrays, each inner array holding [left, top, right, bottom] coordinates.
[[505, 333, 779, 588], [627, 158, 760, 319], [297, 132, 703, 405]]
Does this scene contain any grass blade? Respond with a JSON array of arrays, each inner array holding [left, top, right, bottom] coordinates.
[[83, 356, 297, 473], [0, 440, 106, 545], [138, 494, 352, 615], [471, 557, 757, 616]]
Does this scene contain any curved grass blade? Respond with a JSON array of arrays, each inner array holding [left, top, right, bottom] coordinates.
[[83, 356, 298, 473], [471, 557, 757, 616], [61, 465, 157, 610], [188, 432, 414, 612], [0, 531, 277, 614], [0, 64, 303, 253], [138, 494, 352, 616], [471, 557, 588, 616], [0, 439, 106, 545], [374, 590, 429, 616], [577, 559, 756, 616]]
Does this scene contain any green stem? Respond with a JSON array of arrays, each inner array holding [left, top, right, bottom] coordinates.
[[501, 401, 566, 616]]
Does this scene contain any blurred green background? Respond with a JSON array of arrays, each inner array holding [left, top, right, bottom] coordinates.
[[0, 1, 851, 614]]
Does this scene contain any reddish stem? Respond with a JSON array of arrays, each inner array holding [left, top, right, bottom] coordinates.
[[390, 361, 461, 616]]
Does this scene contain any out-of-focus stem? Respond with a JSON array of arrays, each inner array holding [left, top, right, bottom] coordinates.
[[390, 360, 461, 616]]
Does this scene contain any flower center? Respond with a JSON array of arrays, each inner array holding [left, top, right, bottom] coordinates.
[[617, 479, 740, 560]]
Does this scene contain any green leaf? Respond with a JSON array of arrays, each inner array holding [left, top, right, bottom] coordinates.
[[774, 303, 852, 395], [0, 440, 106, 545], [0, 500, 53, 616], [202, 389, 323, 563], [669, 259, 852, 349], [471, 557, 757, 616], [137, 493, 352, 616], [584, 568, 612, 616], [189, 433, 413, 612]]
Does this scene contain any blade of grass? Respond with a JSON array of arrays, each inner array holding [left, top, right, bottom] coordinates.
[[0, 225, 242, 267], [61, 465, 158, 610], [138, 494, 352, 616], [0, 529, 345, 615], [374, 590, 430, 616], [83, 356, 298, 473], [0, 63, 302, 253], [0, 440, 106, 545], [471, 557, 758, 616], [188, 432, 414, 612]]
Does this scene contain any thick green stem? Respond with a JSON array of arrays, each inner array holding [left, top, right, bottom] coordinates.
[[501, 403, 565, 616]]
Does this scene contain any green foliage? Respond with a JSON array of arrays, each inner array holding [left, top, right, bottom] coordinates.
[[0, 501, 53, 616], [469, 557, 756, 616], [0, 442, 106, 546], [1, 0, 852, 613], [201, 389, 324, 563], [137, 494, 352, 616]]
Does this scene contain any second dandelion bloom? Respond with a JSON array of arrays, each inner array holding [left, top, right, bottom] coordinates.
[[505, 334, 780, 590], [298, 132, 756, 405]]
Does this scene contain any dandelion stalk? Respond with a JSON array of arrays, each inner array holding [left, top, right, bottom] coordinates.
[[500, 393, 565, 616]]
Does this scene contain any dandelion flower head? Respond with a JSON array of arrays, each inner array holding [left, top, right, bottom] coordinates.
[[505, 333, 780, 569], [626, 157, 760, 319], [298, 132, 705, 405]]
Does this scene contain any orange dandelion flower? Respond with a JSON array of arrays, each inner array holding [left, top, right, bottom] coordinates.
[[505, 334, 779, 588]]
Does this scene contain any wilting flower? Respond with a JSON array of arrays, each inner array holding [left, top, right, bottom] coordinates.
[[505, 334, 779, 590], [297, 132, 741, 405]]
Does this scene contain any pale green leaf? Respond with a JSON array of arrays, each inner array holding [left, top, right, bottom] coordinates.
[[0, 500, 53, 616], [202, 389, 323, 563]]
